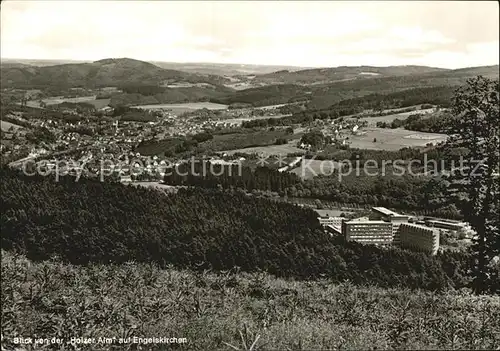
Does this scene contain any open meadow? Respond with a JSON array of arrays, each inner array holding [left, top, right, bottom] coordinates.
[[222, 141, 305, 156], [135, 102, 228, 114], [221, 113, 291, 126], [86, 98, 111, 109], [24, 96, 110, 109], [291, 159, 342, 179], [1, 120, 23, 132], [348, 127, 448, 151], [354, 108, 436, 126]]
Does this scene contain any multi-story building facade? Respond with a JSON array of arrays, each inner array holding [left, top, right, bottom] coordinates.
[[371, 207, 408, 246], [399, 223, 440, 255], [342, 220, 393, 245], [389, 215, 409, 246]]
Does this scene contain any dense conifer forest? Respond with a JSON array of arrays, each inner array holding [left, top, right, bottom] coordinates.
[[163, 163, 301, 193], [1, 168, 470, 291]]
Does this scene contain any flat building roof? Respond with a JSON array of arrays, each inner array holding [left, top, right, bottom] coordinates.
[[345, 220, 389, 224], [372, 207, 401, 216]]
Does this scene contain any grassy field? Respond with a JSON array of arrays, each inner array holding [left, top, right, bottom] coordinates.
[[354, 108, 436, 126], [86, 98, 111, 109], [2, 250, 499, 351], [221, 114, 291, 126], [222, 141, 305, 156], [291, 159, 341, 179], [24, 96, 110, 110], [135, 130, 296, 156], [347, 127, 448, 151], [25, 96, 98, 107], [242, 156, 301, 170], [0, 120, 23, 132], [135, 102, 228, 114]]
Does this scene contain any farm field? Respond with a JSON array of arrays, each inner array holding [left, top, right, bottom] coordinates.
[[348, 127, 448, 151], [86, 98, 111, 109], [354, 108, 436, 126], [255, 103, 290, 110], [291, 159, 341, 179], [25, 95, 97, 107], [222, 114, 291, 125], [223, 81, 256, 90], [134, 102, 228, 114], [23, 96, 110, 109], [136, 129, 294, 156], [1, 120, 23, 132], [222, 141, 305, 156], [336, 105, 433, 124], [242, 156, 301, 170]]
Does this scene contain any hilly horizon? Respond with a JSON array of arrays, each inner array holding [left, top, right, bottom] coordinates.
[[2, 56, 496, 76], [1, 57, 498, 109], [0, 57, 232, 90], [254, 65, 451, 85]]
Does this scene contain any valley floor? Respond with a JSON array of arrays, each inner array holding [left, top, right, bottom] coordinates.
[[2, 251, 499, 351]]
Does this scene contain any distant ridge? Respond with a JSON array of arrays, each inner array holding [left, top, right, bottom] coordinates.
[[0, 57, 230, 89], [93, 57, 157, 68], [1, 57, 497, 109], [254, 65, 451, 85]]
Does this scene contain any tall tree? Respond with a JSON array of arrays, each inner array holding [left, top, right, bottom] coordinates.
[[445, 76, 500, 294]]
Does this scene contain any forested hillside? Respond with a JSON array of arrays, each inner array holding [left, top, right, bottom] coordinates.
[[241, 86, 457, 128], [0, 58, 229, 90], [211, 84, 308, 107], [305, 67, 499, 109], [109, 86, 232, 107], [1, 168, 470, 291], [210, 65, 498, 109], [163, 163, 301, 193], [253, 65, 448, 85]]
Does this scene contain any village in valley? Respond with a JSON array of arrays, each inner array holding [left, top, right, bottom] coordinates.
[[1, 67, 476, 257]]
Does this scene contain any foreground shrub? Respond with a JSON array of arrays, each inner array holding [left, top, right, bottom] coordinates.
[[1, 251, 499, 351]]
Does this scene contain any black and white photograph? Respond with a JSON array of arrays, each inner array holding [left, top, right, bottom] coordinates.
[[0, 1, 499, 350]]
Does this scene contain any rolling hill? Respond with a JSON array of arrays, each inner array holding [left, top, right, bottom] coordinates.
[[211, 84, 309, 107], [2, 58, 497, 109], [0, 58, 91, 67], [0, 58, 230, 89], [252, 65, 450, 85], [109, 85, 234, 107], [211, 65, 499, 109], [304, 65, 499, 109], [151, 61, 312, 76]]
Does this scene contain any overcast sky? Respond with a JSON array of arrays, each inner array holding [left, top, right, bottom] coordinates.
[[1, 1, 498, 68]]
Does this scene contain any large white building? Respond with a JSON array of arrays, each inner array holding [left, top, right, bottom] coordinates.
[[400, 223, 440, 255], [371, 207, 409, 245], [342, 220, 393, 245]]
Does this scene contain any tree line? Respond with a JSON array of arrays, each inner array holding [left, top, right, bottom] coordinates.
[[241, 86, 456, 128], [163, 162, 301, 193], [378, 111, 453, 133]]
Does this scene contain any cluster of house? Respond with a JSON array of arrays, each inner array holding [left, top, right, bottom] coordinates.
[[318, 207, 472, 255]]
